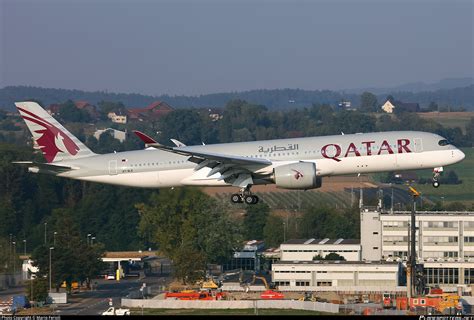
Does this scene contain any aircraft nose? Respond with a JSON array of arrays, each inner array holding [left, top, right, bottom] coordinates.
[[455, 149, 465, 162]]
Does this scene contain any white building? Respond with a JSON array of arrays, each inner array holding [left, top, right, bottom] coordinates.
[[271, 209, 474, 292], [107, 112, 127, 124], [280, 238, 361, 261], [22, 259, 39, 280], [381, 100, 396, 113], [361, 209, 474, 262], [361, 208, 474, 291], [93, 128, 127, 143], [272, 260, 402, 290]]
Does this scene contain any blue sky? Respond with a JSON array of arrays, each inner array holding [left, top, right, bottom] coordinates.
[[1, 0, 472, 95]]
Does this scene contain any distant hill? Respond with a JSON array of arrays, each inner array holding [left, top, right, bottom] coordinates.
[[0, 86, 357, 111], [344, 77, 474, 94], [1, 83, 473, 112]]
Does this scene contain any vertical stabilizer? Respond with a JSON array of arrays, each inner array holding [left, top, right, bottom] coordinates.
[[15, 101, 96, 163]]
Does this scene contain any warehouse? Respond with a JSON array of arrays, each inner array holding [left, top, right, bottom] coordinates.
[[272, 260, 403, 290]]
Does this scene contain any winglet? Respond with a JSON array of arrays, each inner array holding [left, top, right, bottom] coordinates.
[[170, 139, 186, 147], [133, 130, 158, 145]]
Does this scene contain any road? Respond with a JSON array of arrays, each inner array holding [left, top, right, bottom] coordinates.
[[55, 276, 168, 315], [0, 275, 169, 315]]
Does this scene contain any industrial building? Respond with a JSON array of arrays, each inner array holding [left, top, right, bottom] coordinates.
[[272, 260, 404, 291], [223, 240, 265, 272], [280, 238, 361, 261], [271, 208, 474, 292], [360, 208, 474, 291]]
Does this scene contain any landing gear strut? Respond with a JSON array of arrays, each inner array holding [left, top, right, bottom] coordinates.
[[230, 186, 259, 205], [432, 167, 443, 188]]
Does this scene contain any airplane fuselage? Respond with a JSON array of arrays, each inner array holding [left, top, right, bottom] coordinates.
[[53, 131, 465, 188]]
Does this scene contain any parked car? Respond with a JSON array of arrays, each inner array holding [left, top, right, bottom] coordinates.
[[102, 307, 130, 315], [106, 274, 115, 280]]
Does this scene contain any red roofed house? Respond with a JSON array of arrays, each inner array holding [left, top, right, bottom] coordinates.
[[127, 101, 174, 121], [74, 101, 100, 119], [47, 101, 99, 119], [47, 103, 62, 116]]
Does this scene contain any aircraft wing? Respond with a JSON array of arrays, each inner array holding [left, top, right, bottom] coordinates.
[[148, 143, 271, 166], [133, 130, 187, 147], [148, 143, 272, 187]]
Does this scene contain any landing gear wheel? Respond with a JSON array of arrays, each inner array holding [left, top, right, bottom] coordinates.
[[231, 194, 242, 203], [432, 180, 440, 188], [252, 195, 259, 204], [244, 195, 255, 205]]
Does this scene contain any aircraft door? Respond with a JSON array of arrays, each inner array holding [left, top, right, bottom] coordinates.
[[108, 160, 118, 175], [414, 138, 423, 153]]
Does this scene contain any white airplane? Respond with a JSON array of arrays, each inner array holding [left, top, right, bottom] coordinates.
[[14, 101, 465, 204]]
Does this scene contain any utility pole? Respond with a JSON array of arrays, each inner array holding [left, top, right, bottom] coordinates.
[[390, 184, 394, 214], [49, 247, 54, 293], [407, 186, 420, 302], [12, 241, 16, 276], [44, 222, 47, 245]]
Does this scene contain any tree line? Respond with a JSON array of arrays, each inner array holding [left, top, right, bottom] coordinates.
[[1, 84, 473, 112]]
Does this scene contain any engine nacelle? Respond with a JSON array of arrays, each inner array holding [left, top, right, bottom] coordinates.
[[273, 162, 322, 190]]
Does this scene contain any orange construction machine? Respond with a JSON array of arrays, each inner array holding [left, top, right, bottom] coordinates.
[[164, 290, 226, 301]]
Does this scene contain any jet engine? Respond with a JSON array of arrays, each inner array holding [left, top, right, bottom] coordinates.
[[273, 162, 322, 189]]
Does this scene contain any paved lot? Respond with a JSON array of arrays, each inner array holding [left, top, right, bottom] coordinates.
[[0, 275, 169, 315]]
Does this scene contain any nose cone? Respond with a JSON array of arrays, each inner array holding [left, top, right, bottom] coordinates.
[[455, 149, 465, 162]]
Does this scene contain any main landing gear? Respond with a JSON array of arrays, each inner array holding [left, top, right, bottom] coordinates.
[[432, 167, 443, 188], [231, 186, 259, 205]]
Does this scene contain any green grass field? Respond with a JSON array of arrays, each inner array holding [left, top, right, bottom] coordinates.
[[380, 148, 474, 206], [130, 308, 328, 316], [417, 112, 474, 134]]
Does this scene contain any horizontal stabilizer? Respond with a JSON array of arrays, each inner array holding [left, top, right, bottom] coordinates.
[[12, 161, 76, 173]]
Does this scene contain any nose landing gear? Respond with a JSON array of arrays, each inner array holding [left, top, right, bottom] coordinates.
[[432, 167, 443, 188], [230, 186, 259, 205]]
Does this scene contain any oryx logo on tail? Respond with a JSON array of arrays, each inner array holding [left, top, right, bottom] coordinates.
[[17, 106, 79, 162]]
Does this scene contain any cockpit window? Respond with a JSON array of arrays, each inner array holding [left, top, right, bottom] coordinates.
[[438, 139, 450, 146]]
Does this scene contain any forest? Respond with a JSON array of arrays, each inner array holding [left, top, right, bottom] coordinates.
[[1, 84, 473, 112]]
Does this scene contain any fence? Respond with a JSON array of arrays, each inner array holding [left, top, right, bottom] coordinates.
[[121, 298, 340, 313], [0, 273, 22, 291]]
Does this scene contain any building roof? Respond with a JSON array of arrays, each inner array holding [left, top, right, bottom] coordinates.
[[47, 103, 62, 114], [392, 100, 420, 112], [74, 101, 92, 109], [104, 251, 156, 259], [374, 209, 474, 216], [282, 238, 360, 245], [274, 260, 398, 265], [128, 101, 173, 119]]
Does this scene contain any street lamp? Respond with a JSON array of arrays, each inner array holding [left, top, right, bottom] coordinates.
[[283, 222, 286, 243], [53, 232, 57, 246], [12, 241, 16, 275], [49, 247, 54, 293], [91, 237, 96, 246], [44, 222, 47, 245], [87, 234, 92, 246], [23, 239, 27, 257]]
